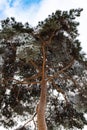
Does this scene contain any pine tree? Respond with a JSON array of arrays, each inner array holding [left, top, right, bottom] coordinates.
[[0, 9, 87, 130]]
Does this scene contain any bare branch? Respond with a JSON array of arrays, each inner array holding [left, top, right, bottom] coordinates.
[[46, 58, 74, 82], [23, 112, 37, 127], [52, 81, 68, 103], [63, 72, 81, 90], [29, 59, 41, 72]]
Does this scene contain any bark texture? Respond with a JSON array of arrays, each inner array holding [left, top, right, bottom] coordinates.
[[37, 43, 48, 130]]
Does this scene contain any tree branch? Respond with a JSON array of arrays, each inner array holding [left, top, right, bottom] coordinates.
[[52, 81, 68, 103], [46, 58, 74, 82], [23, 112, 37, 127]]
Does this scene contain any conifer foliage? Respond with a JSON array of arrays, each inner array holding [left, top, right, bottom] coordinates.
[[0, 8, 87, 130]]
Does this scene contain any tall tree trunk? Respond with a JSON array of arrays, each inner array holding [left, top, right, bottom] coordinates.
[[37, 43, 48, 130]]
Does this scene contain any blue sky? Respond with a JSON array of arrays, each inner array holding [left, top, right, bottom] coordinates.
[[9, 0, 15, 7], [0, 0, 87, 56], [9, 0, 40, 7], [0, 0, 87, 52]]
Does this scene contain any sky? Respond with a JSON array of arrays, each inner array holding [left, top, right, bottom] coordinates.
[[0, 0, 87, 56], [0, 0, 87, 129], [0, 0, 87, 55]]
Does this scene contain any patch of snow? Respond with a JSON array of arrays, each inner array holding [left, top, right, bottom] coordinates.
[[58, 93, 65, 101], [53, 89, 58, 96], [5, 89, 11, 95]]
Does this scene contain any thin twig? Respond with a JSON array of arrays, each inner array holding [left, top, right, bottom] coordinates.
[[23, 112, 37, 127], [52, 81, 68, 103], [29, 59, 40, 72], [46, 58, 74, 82]]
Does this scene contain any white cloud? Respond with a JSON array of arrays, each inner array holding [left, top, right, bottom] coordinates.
[[0, 0, 86, 25], [0, 0, 8, 10], [0, 0, 87, 53]]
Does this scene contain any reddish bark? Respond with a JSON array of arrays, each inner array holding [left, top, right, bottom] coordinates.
[[37, 43, 48, 130]]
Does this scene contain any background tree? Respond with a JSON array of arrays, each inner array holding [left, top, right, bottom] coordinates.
[[0, 8, 87, 130]]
